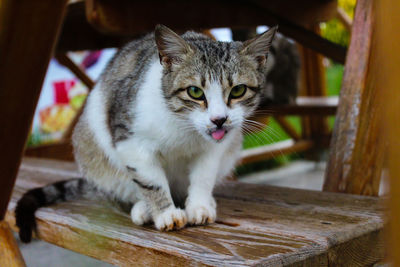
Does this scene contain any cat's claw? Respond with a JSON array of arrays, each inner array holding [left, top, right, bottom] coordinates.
[[185, 198, 216, 225], [131, 200, 152, 225], [154, 207, 187, 231]]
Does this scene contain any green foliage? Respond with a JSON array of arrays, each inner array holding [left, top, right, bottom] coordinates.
[[326, 63, 344, 96], [320, 0, 356, 48]]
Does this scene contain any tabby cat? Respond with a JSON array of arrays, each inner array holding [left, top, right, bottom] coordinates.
[[16, 25, 277, 242]]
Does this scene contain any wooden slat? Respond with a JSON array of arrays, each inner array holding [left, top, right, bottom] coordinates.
[[336, 7, 352, 32], [55, 53, 95, 89], [323, 0, 385, 196], [376, 0, 400, 265], [0, 0, 68, 219], [274, 116, 301, 141], [258, 96, 338, 116], [240, 140, 314, 165], [6, 158, 385, 266]]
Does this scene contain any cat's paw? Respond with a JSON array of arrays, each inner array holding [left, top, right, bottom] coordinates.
[[185, 197, 216, 225], [154, 206, 187, 231], [131, 200, 152, 225]]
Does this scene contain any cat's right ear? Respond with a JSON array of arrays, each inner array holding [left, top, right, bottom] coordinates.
[[155, 25, 193, 69]]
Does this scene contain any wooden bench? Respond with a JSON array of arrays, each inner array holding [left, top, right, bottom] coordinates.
[[5, 158, 385, 266]]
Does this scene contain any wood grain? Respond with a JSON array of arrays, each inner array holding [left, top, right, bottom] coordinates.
[[323, 0, 385, 196], [0, 221, 26, 267], [6, 158, 385, 266], [0, 0, 68, 219], [375, 0, 400, 265]]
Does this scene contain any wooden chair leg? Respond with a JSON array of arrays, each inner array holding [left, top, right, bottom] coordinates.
[[0, 221, 26, 267], [323, 0, 384, 196], [376, 0, 400, 264], [0, 0, 68, 217]]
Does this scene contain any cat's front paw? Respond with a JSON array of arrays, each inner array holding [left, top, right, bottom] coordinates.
[[131, 200, 152, 225], [185, 197, 216, 225], [154, 206, 187, 231]]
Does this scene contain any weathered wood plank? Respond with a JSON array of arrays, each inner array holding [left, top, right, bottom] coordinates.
[[0, 221, 26, 267], [6, 159, 385, 266], [323, 0, 385, 196], [0, 0, 68, 219]]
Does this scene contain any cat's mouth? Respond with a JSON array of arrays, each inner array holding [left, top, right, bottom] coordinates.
[[209, 128, 227, 141]]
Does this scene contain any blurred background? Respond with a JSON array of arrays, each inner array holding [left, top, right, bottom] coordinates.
[[26, 0, 356, 184]]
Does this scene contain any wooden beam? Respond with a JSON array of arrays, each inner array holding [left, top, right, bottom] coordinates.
[[376, 0, 400, 264], [274, 116, 301, 141], [240, 140, 314, 165], [0, 0, 68, 219], [55, 53, 95, 89], [323, 0, 384, 196], [336, 7, 353, 32], [0, 221, 26, 267], [259, 96, 338, 116], [83, 0, 346, 63]]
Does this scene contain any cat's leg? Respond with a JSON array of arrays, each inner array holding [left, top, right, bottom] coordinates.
[[130, 200, 151, 225], [117, 142, 187, 231], [185, 150, 220, 225], [185, 135, 242, 225]]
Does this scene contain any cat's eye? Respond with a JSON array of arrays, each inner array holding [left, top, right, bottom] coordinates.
[[187, 86, 205, 100], [230, 84, 247, 99]]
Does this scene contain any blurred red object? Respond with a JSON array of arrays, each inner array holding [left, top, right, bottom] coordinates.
[[53, 80, 76, 104]]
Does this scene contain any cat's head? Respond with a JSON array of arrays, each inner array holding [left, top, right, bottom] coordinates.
[[155, 25, 277, 142]]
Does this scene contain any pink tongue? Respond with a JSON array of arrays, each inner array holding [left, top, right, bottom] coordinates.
[[211, 129, 226, 140]]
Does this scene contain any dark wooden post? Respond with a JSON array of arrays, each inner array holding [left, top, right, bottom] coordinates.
[[0, 1, 68, 264], [323, 0, 385, 196]]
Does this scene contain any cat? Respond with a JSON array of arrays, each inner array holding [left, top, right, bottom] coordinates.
[[15, 24, 277, 242], [260, 34, 300, 105]]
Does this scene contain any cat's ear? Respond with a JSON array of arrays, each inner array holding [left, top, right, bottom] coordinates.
[[155, 25, 193, 68], [240, 25, 278, 66]]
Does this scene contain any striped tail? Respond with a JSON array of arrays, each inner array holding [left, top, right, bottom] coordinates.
[[15, 178, 88, 243]]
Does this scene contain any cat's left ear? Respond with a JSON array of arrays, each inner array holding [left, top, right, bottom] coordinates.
[[155, 24, 193, 69], [240, 25, 278, 66]]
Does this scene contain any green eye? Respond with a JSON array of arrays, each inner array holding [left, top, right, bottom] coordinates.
[[230, 84, 247, 98], [187, 86, 204, 100]]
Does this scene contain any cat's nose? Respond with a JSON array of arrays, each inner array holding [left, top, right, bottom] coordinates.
[[211, 116, 227, 128]]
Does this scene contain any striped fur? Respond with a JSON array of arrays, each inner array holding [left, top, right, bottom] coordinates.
[[15, 179, 91, 242]]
